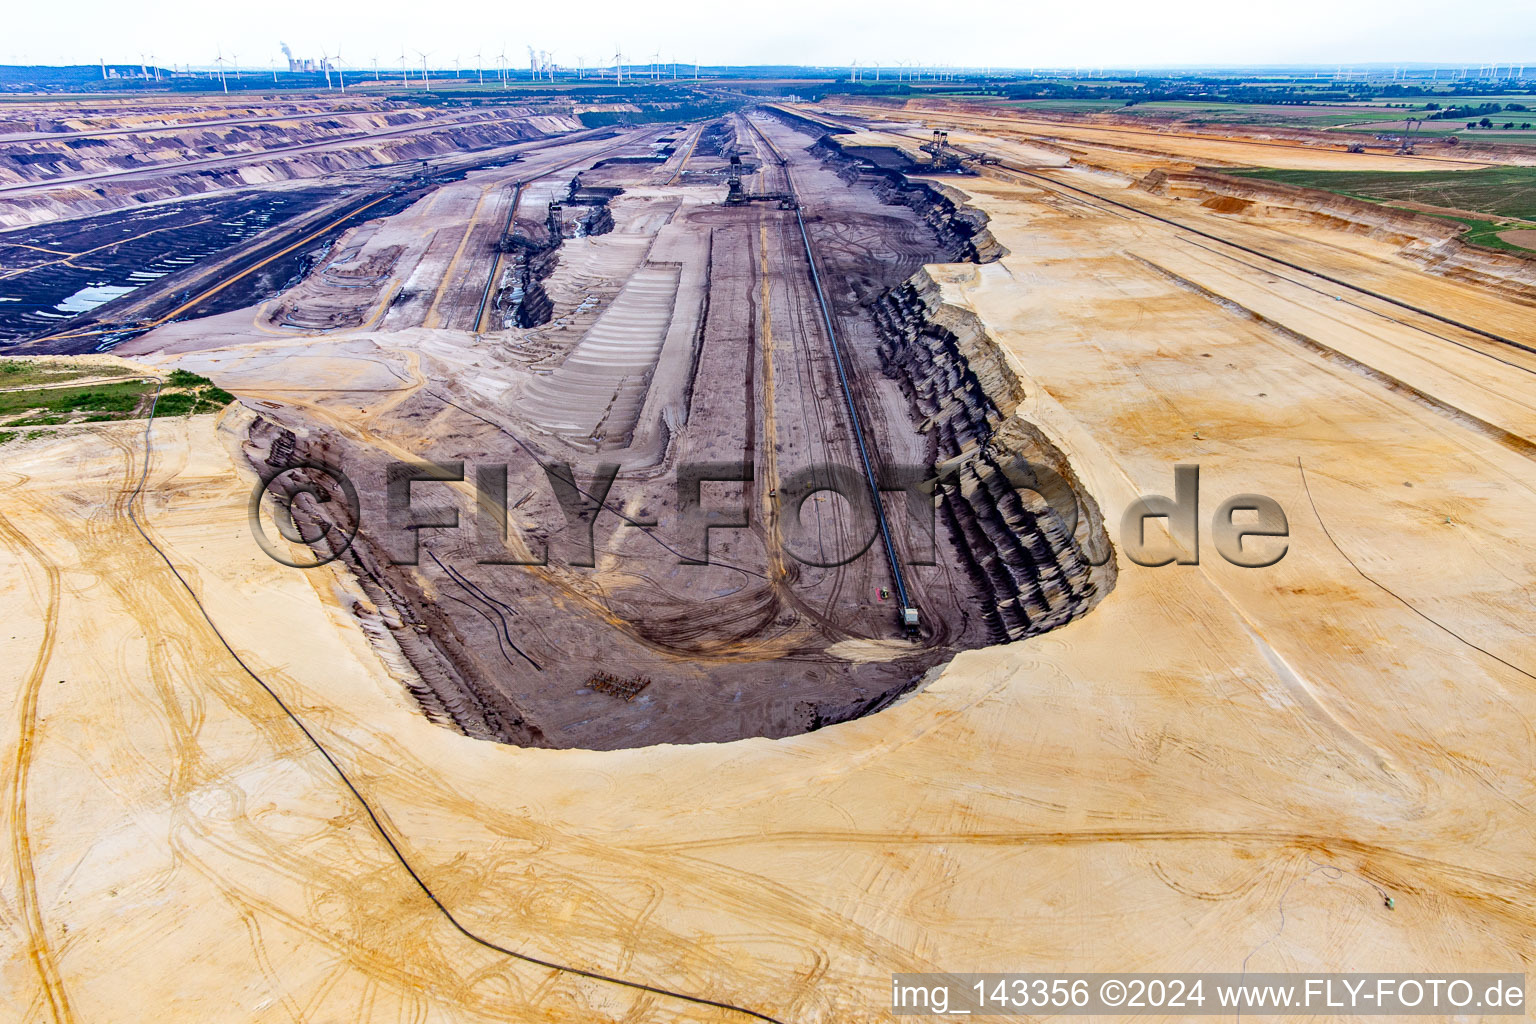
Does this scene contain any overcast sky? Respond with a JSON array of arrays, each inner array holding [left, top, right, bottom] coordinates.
[[6, 0, 1534, 71]]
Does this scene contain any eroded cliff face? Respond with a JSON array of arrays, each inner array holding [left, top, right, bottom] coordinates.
[[808, 134, 1008, 263], [241, 411, 545, 746], [0, 112, 582, 228], [876, 271, 1115, 643], [1138, 168, 1536, 304], [783, 123, 1111, 642]]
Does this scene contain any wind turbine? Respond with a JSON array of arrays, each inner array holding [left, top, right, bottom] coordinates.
[[454, 56, 461, 79], [399, 47, 409, 87], [372, 55, 380, 82], [612, 46, 625, 85], [497, 46, 510, 88], [270, 57, 277, 83], [416, 49, 432, 90], [229, 52, 240, 80], [475, 50, 483, 86], [319, 49, 334, 89], [334, 47, 348, 92], [212, 46, 228, 93]]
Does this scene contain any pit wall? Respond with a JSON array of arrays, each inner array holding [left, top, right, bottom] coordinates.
[[492, 179, 621, 330], [793, 115, 1114, 642], [0, 114, 582, 228], [876, 268, 1116, 643], [807, 133, 1008, 263], [1137, 168, 1536, 303], [239, 409, 543, 745], [757, 106, 1008, 263]]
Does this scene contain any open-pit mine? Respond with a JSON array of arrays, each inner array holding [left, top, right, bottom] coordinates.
[[1, 82, 1533, 1022]]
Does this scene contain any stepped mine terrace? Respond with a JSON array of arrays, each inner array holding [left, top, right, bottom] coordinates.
[[0, 92, 1532, 1021]]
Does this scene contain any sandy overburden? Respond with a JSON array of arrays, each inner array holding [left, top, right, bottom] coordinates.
[[3, 108, 1534, 1021]]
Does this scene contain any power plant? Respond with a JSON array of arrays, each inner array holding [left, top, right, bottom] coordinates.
[[280, 41, 332, 74]]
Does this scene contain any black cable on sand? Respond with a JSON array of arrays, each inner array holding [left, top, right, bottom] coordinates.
[[124, 385, 790, 1023]]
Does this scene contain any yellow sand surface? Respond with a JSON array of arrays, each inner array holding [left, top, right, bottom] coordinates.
[[832, 101, 1498, 173], [3, 110, 1534, 1022]]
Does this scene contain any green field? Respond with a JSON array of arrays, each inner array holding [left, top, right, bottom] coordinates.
[[0, 365, 234, 437], [1230, 166, 1536, 219], [0, 359, 133, 388], [1411, 213, 1535, 253], [1230, 166, 1536, 252], [1001, 98, 1129, 113], [1122, 101, 1391, 127], [964, 92, 1536, 142], [1457, 129, 1536, 142], [0, 379, 154, 426]]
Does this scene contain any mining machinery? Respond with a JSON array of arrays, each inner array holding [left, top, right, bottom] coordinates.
[[723, 153, 797, 209], [920, 130, 967, 171], [918, 130, 999, 173]]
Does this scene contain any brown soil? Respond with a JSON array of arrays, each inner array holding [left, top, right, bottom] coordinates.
[[1498, 227, 1536, 249], [113, 113, 1104, 750]]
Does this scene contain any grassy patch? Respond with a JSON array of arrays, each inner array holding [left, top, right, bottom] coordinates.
[[1455, 131, 1536, 146], [0, 369, 236, 427], [1120, 101, 1383, 128], [1228, 165, 1536, 221], [1381, 209, 1536, 253], [1005, 99, 1127, 113], [156, 374, 236, 416], [167, 368, 214, 388], [0, 380, 151, 421], [152, 392, 198, 416], [0, 359, 134, 388]]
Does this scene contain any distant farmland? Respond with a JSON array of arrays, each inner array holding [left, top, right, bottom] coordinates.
[[1230, 166, 1536, 252], [1229, 166, 1536, 220]]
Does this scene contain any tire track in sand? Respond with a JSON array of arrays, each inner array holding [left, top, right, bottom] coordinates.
[[0, 504, 75, 1023]]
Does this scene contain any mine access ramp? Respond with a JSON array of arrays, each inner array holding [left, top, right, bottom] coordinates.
[[738, 112, 921, 640]]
